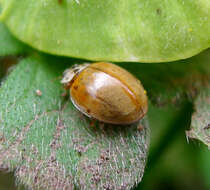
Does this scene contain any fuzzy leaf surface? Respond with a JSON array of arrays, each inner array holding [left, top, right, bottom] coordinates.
[[0, 55, 149, 190], [0, 0, 210, 62], [186, 86, 210, 148]]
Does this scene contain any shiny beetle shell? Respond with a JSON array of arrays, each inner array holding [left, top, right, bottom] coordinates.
[[61, 62, 148, 125]]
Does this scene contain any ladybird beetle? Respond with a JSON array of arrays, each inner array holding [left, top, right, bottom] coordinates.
[[61, 62, 148, 125]]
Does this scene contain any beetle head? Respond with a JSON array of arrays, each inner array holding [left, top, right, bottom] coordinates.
[[61, 64, 89, 85]]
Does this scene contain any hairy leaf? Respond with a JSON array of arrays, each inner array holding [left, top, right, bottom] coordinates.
[[0, 0, 210, 62], [186, 86, 210, 148], [0, 55, 150, 190]]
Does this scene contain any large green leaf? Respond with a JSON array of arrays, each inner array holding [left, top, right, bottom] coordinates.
[[186, 86, 210, 148], [0, 0, 210, 62], [0, 55, 149, 190]]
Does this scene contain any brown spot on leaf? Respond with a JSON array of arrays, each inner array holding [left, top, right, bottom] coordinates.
[[156, 8, 161, 15]]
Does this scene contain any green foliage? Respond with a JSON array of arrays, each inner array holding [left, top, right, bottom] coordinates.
[[0, 0, 210, 62], [0, 1, 210, 189], [0, 49, 209, 189]]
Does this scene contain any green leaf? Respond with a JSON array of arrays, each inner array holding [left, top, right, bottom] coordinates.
[[0, 22, 27, 56], [0, 0, 210, 62], [186, 86, 210, 148], [118, 48, 210, 105], [0, 55, 150, 190]]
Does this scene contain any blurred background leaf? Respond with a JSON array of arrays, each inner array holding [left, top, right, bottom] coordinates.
[[136, 103, 210, 190], [0, 23, 28, 56]]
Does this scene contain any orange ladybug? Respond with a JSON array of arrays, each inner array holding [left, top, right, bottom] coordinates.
[[61, 62, 148, 125]]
